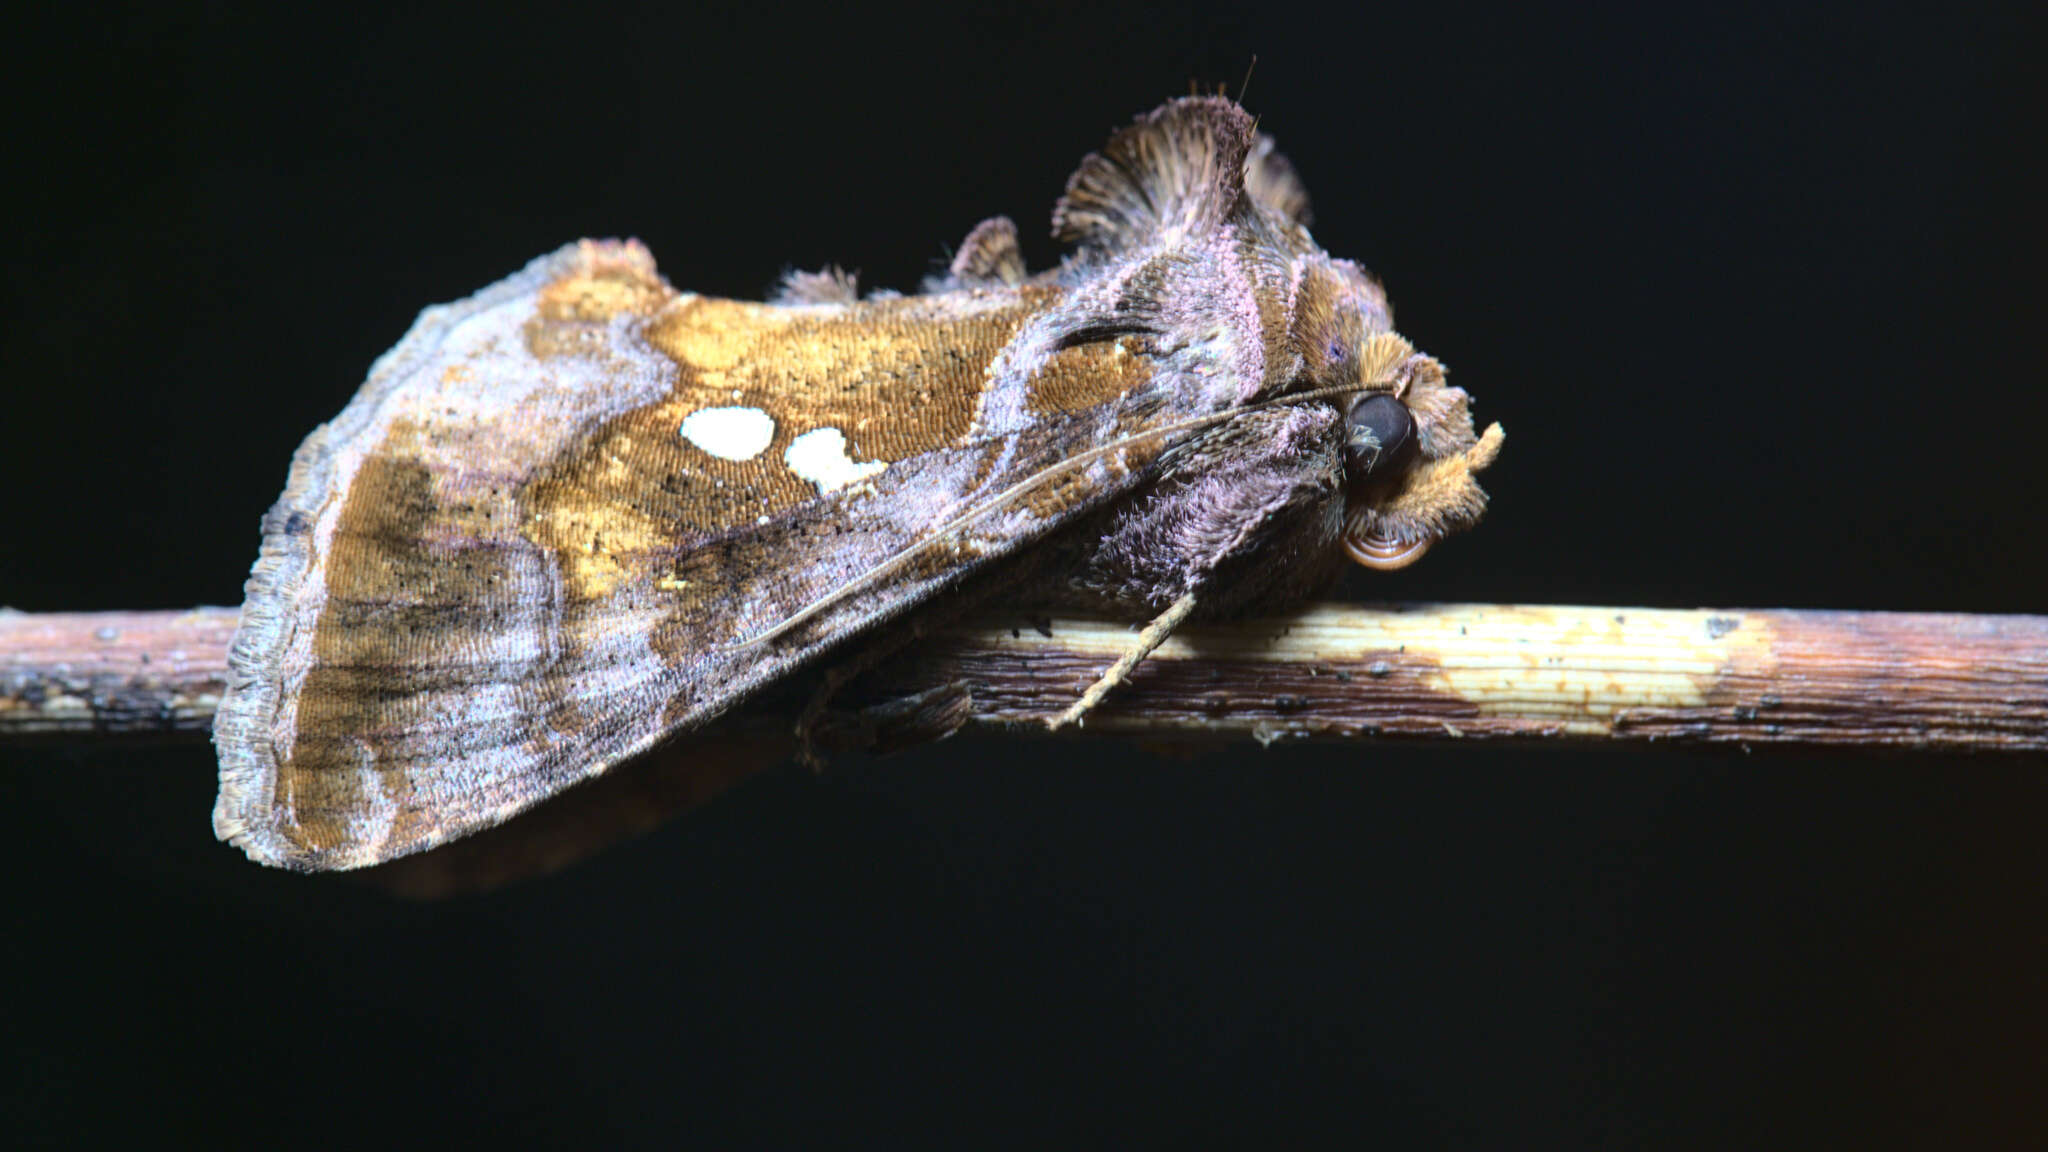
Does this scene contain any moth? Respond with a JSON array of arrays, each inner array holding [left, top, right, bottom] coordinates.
[[213, 97, 1504, 871]]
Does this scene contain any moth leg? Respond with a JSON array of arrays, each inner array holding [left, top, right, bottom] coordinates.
[[792, 611, 963, 767], [1048, 404, 1349, 728], [795, 652, 883, 770], [1050, 589, 1200, 730]]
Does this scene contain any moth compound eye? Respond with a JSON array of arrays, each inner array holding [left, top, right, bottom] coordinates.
[[1345, 392, 1415, 479]]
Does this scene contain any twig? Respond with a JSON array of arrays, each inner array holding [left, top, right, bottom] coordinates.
[[0, 608, 237, 741], [4, 603, 2043, 753]]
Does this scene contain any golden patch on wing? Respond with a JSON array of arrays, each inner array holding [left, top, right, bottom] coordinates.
[[520, 408, 744, 602], [520, 289, 1073, 602], [522, 245, 672, 359], [522, 289, 1070, 603], [291, 419, 542, 858], [644, 292, 1048, 464], [1026, 338, 1153, 415]]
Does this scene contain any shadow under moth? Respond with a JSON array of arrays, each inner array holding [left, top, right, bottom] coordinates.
[[213, 97, 1504, 871]]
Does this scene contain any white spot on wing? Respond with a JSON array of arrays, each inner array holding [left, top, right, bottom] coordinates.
[[680, 406, 775, 461], [785, 427, 886, 494]]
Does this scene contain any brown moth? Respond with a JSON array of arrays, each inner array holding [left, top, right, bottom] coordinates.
[[213, 97, 1504, 871]]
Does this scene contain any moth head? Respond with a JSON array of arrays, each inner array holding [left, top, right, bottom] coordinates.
[[1058, 98, 1505, 573], [1336, 331, 1505, 570], [1273, 258, 1504, 571]]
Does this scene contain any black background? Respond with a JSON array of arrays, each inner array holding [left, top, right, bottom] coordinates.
[[6, 2, 2044, 1146]]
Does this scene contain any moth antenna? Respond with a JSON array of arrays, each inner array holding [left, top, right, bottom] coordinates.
[[732, 384, 1366, 650]]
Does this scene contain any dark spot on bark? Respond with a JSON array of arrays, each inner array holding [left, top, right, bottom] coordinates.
[[1705, 616, 1740, 640]]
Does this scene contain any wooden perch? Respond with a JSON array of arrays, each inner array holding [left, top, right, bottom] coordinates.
[[1, 608, 238, 742], [4, 603, 2044, 753]]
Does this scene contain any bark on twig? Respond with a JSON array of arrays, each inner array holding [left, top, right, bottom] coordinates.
[[4, 603, 2044, 753], [0, 608, 238, 741]]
